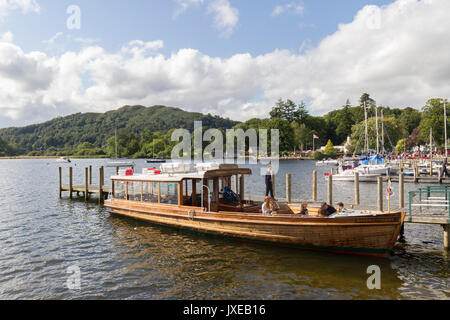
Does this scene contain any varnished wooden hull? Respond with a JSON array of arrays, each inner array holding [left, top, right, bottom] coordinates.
[[105, 199, 405, 258]]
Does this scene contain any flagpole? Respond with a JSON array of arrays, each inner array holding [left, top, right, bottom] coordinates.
[[444, 100, 447, 158]]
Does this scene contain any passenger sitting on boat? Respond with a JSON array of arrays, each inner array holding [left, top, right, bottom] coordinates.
[[320, 202, 337, 217], [262, 196, 272, 215], [299, 201, 308, 216], [269, 197, 280, 214], [337, 202, 344, 213]]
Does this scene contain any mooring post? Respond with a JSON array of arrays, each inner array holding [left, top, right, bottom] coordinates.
[[116, 166, 119, 175], [312, 170, 317, 202], [430, 160, 433, 176], [354, 172, 360, 206], [98, 166, 104, 204], [85, 167, 88, 201], [414, 164, 419, 183], [58, 167, 62, 198], [89, 165, 92, 185], [69, 167, 73, 199], [443, 224, 449, 251], [271, 173, 275, 198], [239, 174, 245, 201], [377, 176, 383, 212], [327, 174, 333, 205], [399, 173, 404, 208], [234, 175, 239, 194], [286, 173, 292, 203]]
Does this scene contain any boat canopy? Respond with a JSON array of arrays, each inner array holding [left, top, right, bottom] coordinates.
[[111, 167, 252, 182], [360, 154, 384, 165]]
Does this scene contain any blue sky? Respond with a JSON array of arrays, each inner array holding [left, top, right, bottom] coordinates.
[[5, 0, 394, 57], [0, 0, 448, 128]]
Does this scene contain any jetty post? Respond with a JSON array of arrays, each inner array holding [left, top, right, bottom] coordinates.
[[399, 173, 404, 208], [271, 173, 275, 198], [327, 174, 333, 205], [69, 167, 73, 199], [58, 167, 62, 198], [443, 224, 449, 251], [84, 167, 88, 201], [234, 175, 239, 194], [89, 165, 92, 185], [286, 174, 292, 203], [98, 166, 104, 204], [312, 170, 317, 201], [377, 176, 383, 212], [239, 175, 245, 200], [354, 172, 360, 205]]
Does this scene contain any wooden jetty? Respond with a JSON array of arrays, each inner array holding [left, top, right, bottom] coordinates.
[[59, 166, 111, 204]]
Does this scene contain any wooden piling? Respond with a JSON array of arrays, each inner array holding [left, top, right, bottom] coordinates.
[[312, 170, 317, 201], [69, 167, 73, 199], [234, 175, 239, 194], [98, 166, 104, 204], [443, 224, 449, 251], [58, 167, 62, 198], [327, 174, 333, 205], [85, 167, 88, 201], [239, 174, 245, 200], [377, 176, 383, 212], [89, 165, 92, 185], [286, 174, 292, 203], [399, 173, 404, 208], [271, 173, 275, 198], [430, 161, 433, 176], [354, 172, 360, 205]]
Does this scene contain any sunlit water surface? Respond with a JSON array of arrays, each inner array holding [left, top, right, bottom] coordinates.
[[0, 159, 448, 299]]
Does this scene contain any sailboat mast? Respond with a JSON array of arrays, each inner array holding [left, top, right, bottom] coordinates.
[[115, 128, 118, 159], [381, 109, 385, 155], [364, 101, 368, 154], [430, 127, 433, 162], [375, 105, 379, 154]]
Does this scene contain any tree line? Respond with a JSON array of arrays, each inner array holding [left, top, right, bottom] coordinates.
[[0, 95, 447, 158]]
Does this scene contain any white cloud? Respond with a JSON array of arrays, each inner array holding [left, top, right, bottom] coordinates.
[[207, 0, 239, 37], [0, 31, 13, 42], [1, 0, 450, 128], [272, 1, 304, 17], [173, 0, 205, 17], [173, 0, 239, 36], [0, 0, 40, 20]]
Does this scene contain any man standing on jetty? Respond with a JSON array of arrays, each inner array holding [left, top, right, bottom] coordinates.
[[265, 164, 274, 198]]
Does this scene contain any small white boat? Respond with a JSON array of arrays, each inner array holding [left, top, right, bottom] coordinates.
[[316, 159, 339, 166], [105, 160, 135, 167], [325, 170, 380, 182], [56, 157, 71, 163], [355, 164, 389, 175]]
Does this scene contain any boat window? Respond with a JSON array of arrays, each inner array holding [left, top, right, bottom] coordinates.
[[143, 182, 158, 203], [160, 182, 178, 205], [128, 182, 141, 201], [114, 181, 126, 200]]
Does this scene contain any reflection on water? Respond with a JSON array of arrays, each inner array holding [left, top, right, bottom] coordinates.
[[0, 159, 448, 299]]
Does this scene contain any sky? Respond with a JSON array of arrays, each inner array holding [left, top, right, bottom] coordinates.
[[0, 0, 449, 128]]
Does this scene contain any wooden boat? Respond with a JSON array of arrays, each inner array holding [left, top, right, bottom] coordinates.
[[104, 164, 405, 258]]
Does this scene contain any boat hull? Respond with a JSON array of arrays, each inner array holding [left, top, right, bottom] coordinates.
[[105, 200, 405, 258]]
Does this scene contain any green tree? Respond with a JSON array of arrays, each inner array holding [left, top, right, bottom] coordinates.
[[418, 98, 448, 147], [395, 138, 407, 152], [324, 140, 334, 155]]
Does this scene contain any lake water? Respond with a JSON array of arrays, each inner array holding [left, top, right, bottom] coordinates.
[[0, 159, 448, 299]]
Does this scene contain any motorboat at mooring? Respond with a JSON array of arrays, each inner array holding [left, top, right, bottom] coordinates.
[[104, 163, 405, 258]]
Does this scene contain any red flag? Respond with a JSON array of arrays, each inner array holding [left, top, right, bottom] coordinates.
[[313, 135, 319, 139]]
